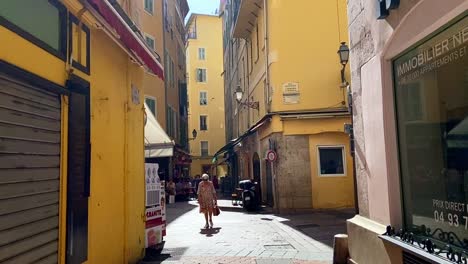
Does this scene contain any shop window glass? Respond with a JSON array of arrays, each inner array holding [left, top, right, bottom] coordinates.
[[318, 147, 345, 176], [393, 15, 468, 250], [0, 0, 64, 54]]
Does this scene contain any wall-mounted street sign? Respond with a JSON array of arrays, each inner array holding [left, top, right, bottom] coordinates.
[[377, 0, 400, 19], [266, 150, 277, 162]]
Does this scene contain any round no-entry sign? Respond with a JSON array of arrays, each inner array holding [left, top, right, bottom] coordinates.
[[266, 150, 277, 162]]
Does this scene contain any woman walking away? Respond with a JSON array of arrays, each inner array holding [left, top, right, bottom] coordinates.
[[197, 174, 217, 229]]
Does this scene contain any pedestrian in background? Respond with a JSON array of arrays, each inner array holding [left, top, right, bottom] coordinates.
[[192, 174, 201, 195], [197, 174, 217, 229]]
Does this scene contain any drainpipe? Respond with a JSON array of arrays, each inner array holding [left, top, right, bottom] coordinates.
[[246, 39, 251, 129], [347, 85, 359, 214], [263, 0, 270, 113]]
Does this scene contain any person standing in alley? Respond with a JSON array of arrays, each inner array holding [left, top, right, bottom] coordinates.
[[197, 174, 217, 229]]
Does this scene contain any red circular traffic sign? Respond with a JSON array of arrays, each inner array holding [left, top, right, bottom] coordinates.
[[266, 150, 277, 162]]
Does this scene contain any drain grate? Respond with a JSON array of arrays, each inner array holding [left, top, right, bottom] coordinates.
[[264, 243, 295, 250]]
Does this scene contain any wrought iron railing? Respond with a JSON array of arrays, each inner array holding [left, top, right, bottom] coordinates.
[[383, 225, 468, 263]]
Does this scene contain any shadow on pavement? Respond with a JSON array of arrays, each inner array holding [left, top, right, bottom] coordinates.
[[165, 200, 198, 225], [139, 247, 189, 263], [275, 208, 355, 247], [199, 227, 221, 237], [217, 204, 272, 215]]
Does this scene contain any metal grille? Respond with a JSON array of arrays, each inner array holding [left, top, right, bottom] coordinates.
[[403, 251, 431, 264], [0, 74, 61, 263]]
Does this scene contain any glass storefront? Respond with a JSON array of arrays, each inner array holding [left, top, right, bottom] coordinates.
[[394, 14, 468, 250]]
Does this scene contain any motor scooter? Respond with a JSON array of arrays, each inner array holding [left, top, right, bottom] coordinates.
[[239, 180, 259, 211]]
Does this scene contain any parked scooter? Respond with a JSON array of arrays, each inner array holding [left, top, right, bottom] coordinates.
[[239, 179, 260, 211]]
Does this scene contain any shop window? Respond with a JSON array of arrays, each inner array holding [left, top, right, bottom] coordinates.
[[69, 15, 91, 74], [201, 141, 209, 156], [198, 48, 206, 60], [144, 0, 154, 14], [196, 68, 207, 82], [200, 115, 207, 131], [318, 146, 345, 176], [0, 0, 67, 59], [393, 15, 468, 250], [145, 96, 156, 117], [200, 91, 207, 105]]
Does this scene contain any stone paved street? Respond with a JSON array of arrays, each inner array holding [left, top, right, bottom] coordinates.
[[140, 199, 354, 264]]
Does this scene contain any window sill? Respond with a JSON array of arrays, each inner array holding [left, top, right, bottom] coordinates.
[[144, 9, 154, 16], [379, 235, 453, 264]]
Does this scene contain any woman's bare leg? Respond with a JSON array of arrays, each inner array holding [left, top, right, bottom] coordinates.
[[204, 212, 209, 227], [208, 211, 213, 227]]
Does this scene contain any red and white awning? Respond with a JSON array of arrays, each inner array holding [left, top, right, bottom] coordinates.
[[86, 0, 164, 79]]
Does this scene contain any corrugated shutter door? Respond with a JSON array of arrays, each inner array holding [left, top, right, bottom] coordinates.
[[0, 74, 61, 264]]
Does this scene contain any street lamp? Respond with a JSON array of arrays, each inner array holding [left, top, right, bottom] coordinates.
[[337, 42, 349, 87], [189, 129, 197, 141], [235, 85, 259, 110]]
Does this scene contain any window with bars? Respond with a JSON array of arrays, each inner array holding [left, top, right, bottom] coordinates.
[[200, 91, 207, 105], [196, 68, 207, 82], [200, 115, 207, 131], [200, 141, 209, 156]]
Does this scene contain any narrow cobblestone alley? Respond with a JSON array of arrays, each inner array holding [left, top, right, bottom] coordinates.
[[141, 200, 353, 264]]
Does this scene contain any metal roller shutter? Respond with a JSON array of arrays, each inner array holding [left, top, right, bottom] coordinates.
[[0, 73, 61, 264]]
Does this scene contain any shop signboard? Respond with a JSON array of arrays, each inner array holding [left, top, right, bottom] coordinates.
[[392, 15, 468, 250], [145, 163, 160, 207], [144, 163, 167, 248]]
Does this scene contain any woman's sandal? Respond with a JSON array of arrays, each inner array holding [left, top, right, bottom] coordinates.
[[209, 220, 213, 228], [204, 223, 209, 229]]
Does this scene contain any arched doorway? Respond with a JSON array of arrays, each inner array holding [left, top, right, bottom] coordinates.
[[252, 153, 262, 203]]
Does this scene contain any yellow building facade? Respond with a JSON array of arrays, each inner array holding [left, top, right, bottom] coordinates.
[[220, 0, 355, 212], [119, 0, 167, 128], [186, 14, 227, 177], [0, 0, 164, 263]]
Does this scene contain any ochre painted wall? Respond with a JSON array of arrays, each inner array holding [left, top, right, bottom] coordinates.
[[187, 15, 225, 167], [190, 158, 227, 177], [0, 1, 148, 262], [268, 0, 350, 113], [309, 132, 355, 209], [119, 0, 167, 128]]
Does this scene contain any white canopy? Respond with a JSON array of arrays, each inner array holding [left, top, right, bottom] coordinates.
[[144, 102, 174, 158]]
